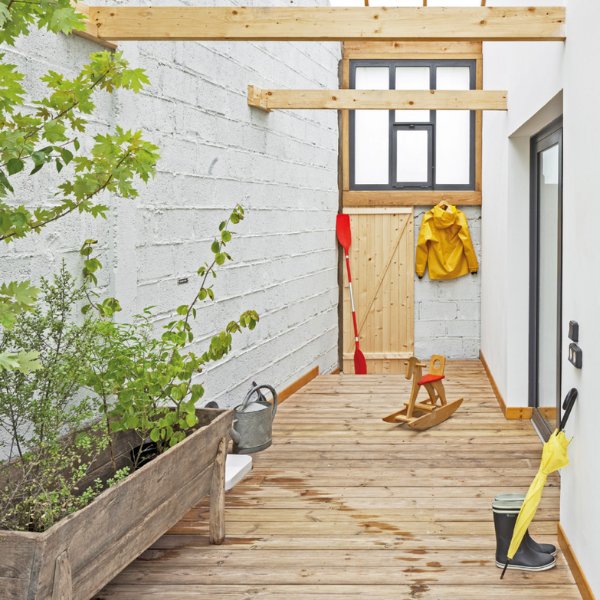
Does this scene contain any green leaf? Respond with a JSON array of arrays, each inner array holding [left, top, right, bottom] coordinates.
[[14, 350, 42, 373], [6, 158, 24, 175], [185, 413, 197, 428]]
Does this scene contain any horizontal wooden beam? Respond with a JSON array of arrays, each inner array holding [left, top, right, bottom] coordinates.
[[82, 6, 565, 42], [343, 191, 482, 207], [248, 86, 507, 112]]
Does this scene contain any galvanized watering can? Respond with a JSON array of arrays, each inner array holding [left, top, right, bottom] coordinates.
[[230, 383, 278, 454]]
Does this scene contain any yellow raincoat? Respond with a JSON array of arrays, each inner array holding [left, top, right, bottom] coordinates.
[[416, 203, 479, 281]]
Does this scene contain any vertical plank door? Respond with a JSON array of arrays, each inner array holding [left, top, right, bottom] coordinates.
[[342, 208, 414, 374]]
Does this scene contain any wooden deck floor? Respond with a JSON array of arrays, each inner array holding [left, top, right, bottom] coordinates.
[[97, 361, 579, 599]]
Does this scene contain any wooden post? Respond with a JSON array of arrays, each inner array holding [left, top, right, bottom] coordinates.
[[209, 437, 227, 545], [51, 550, 72, 600]]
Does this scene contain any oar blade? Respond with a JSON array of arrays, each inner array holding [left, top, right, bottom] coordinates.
[[354, 347, 368, 375], [336, 214, 352, 252]]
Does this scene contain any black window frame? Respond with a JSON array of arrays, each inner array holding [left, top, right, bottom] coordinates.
[[349, 59, 477, 191]]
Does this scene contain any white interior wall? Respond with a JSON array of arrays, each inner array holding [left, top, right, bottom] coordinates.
[[482, 2, 564, 405], [1, 7, 341, 407], [483, 0, 600, 592], [560, 1, 600, 591]]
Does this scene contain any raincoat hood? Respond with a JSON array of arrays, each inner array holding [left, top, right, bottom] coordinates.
[[432, 204, 458, 230]]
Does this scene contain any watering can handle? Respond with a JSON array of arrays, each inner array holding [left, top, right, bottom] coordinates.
[[241, 384, 278, 421]]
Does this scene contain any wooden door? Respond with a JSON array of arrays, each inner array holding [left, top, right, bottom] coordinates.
[[342, 208, 414, 374]]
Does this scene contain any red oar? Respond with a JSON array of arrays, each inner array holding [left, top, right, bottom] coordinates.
[[336, 214, 367, 375]]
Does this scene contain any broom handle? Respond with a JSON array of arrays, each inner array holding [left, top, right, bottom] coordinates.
[[344, 253, 360, 345]]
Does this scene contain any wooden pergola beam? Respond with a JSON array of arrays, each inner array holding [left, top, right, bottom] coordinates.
[[81, 6, 565, 42], [247, 86, 508, 112]]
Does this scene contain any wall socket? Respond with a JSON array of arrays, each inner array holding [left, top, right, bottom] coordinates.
[[568, 343, 583, 369]]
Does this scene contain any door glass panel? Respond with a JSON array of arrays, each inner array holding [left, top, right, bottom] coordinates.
[[395, 67, 430, 123], [354, 67, 389, 185], [537, 143, 560, 421], [396, 129, 429, 183]]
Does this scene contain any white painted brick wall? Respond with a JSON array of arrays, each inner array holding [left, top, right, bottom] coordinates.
[[0, 3, 341, 407], [414, 206, 482, 359]]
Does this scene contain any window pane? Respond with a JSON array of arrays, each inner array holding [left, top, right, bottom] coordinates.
[[354, 67, 389, 185], [396, 129, 429, 183], [435, 110, 470, 185], [355, 66, 389, 90], [395, 67, 430, 123], [355, 111, 389, 185], [436, 66, 471, 91]]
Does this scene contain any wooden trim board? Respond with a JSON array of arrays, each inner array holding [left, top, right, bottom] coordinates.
[[343, 191, 482, 207], [247, 87, 507, 111], [480, 351, 533, 420], [278, 366, 320, 404], [558, 523, 596, 600], [81, 6, 566, 42], [344, 40, 483, 59]]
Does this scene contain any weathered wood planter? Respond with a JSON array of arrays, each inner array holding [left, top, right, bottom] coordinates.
[[0, 408, 232, 600]]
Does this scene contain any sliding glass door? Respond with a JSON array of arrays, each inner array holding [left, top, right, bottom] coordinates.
[[529, 118, 563, 440]]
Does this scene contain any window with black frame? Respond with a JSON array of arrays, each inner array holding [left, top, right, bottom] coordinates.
[[349, 59, 476, 191]]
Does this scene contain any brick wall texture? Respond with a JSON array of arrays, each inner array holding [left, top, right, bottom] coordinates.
[[1, 10, 341, 407]]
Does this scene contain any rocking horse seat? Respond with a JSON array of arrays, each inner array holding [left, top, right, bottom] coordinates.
[[417, 373, 445, 386]]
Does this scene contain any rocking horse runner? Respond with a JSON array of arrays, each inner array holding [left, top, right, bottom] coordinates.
[[383, 355, 463, 431]]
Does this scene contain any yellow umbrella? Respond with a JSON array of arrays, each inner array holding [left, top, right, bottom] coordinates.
[[500, 428, 570, 578]]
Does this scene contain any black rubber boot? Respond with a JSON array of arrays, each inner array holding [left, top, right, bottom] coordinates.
[[493, 509, 556, 571], [493, 494, 557, 557]]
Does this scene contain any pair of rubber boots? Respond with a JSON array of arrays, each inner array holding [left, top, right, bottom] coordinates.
[[493, 493, 556, 572]]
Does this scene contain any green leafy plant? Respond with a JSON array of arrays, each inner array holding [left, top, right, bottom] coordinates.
[[0, 266, 118, 532], [0, 1, 159, 371], [84, 205, 259, 465]]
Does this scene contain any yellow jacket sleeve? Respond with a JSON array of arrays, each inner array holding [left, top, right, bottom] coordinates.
[[457, 211, 479, 273], [415, 216, 431, 277]]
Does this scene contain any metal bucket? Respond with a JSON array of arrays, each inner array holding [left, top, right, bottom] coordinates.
[[230, 383, 278, 454]]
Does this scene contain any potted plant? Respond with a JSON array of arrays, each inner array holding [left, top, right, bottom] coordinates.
[[0, 206, 258, 599], [0, 5, 259, 598]]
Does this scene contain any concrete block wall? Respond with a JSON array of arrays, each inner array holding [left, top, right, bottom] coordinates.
[[413, 206, 482, 359], [0, 7, 341, 406]]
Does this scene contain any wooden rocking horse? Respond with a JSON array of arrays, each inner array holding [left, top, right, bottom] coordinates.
[[382, 355, 463, 430]]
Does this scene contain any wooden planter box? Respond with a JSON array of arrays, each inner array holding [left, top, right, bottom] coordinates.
[[0, 408, 233, 600]]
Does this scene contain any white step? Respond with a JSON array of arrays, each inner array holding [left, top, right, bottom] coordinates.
[[225, 454, 253, 491]]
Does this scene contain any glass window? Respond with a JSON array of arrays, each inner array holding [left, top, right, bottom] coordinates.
[[350, 59, 476, 191], [395, 128, 431, 185], [395, 66, 431, 123], [354, 67, 390, 185]]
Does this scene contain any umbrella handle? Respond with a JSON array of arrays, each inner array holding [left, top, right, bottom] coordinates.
[[559, 388, 578, 432]]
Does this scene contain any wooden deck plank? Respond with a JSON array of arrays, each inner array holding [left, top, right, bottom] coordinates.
[[97, 362, 578, 599]]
